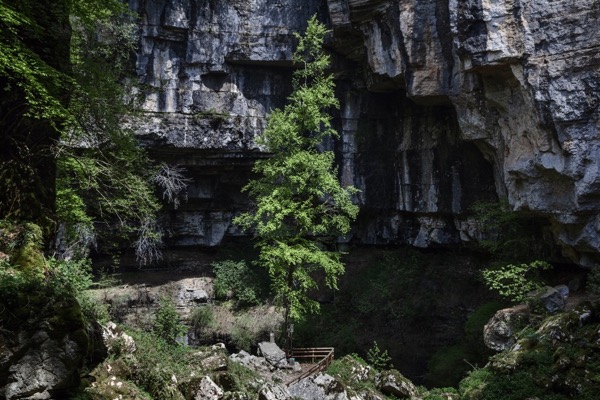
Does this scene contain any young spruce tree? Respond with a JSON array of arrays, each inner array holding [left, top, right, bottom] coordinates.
[[234, 16, 359, 323]]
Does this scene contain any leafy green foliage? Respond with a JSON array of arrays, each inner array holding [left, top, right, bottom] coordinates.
[[0, 221, 108, 326], [366, 341, 393, 371], [55, 6, 163, 263], [190, 306, 214, 335], [0, 0, 144, 237], [482, 261, 552, 303], [0, 0, 162, 260], [212, 260, 268, 306], [153, 297, 187, 344], [233, 16, 359, 322], [123, 329, 192, 400]]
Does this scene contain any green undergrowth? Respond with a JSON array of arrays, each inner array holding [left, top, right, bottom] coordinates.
[[295, 248, 494, 385], [459, 302, 600, 399], [83, 326, 263, 400]]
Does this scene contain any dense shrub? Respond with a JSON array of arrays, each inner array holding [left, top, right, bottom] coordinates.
[[212, 260, 268, 307], [482, 261, 552, 303], [153, 297, 186, 343]]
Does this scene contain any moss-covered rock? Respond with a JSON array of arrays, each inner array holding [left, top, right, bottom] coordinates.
[[459, 302, 600, 399], [0, 295, 95, 399]]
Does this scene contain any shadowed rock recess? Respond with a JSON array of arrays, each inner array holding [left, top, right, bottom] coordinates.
[[128, 0, 600, 267]]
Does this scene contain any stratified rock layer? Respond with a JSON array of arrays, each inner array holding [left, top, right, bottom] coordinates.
[[129, 0, 600, 266]]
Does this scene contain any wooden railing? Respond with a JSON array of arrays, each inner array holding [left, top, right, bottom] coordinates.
[[285, 347, 335, 386]]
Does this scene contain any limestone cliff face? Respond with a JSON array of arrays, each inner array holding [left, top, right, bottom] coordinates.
[[129, 0, 600, 266], [327, 0, 600, 266]]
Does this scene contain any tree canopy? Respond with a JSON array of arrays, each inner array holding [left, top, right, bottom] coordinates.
[[0, 0, 163, 262], [234, 16, 359, 322]]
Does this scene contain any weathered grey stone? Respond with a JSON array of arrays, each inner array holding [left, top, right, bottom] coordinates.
[[257, 342, 288, 369], [374, 370, 418, 399], [258, 383, 291, 400], [201, 352, 229, 372], [128, 0, 600, 267], [289, 373, 349, 400], [529, 286, 567, 314], [484, 307, 528, 351], [0, 298, 95, 400], [193, 376, 224, 400], [229, 350, 271, 373], [555, 285, 570, 301]]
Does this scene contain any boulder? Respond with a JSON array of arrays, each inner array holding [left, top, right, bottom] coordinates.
[[289, 373, 349, 400], [175, 279, 211, 306], [484, 307, 528, 351], [200, 352, 229, 372], [258, 383, 291, 400], [0, 297, 94, 399], [192, 376, 224, 400], [230, 350, 271, 373], [257, 342, 288, 369], [102, 321, 137, 354], [375, 370, 418, 399], [529, 286, 567, 314]]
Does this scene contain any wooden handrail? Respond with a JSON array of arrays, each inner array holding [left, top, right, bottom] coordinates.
[[285, 347, 335, 386]]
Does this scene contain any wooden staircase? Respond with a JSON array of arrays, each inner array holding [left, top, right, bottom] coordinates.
[[285, 347, 335, 386]]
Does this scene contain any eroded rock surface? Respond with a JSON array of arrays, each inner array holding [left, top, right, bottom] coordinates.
[[0, 297, 97, 399], [129, 0, 600, 266]]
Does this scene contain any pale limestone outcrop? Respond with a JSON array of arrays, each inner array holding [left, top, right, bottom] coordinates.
[[327, 0, 600, 265], [129, 0, 600, 266]]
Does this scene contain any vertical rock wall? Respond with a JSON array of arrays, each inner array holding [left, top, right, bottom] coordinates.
[[130, 0, 600, 266]]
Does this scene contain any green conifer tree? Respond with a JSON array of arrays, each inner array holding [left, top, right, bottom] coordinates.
[[234, 16, 359, 323]]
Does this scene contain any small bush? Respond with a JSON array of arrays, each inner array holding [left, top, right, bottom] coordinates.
[[125, 329, 192, 400], [366, 341, 393, 371], [226, 360, 261, 395], [212, 260, 267, 307], [47, 257, 93, 297], [153, 297, 186, 343], [482, 260, 552, 303], [191, 306, 213, 329], [190, 306, 214, 340]]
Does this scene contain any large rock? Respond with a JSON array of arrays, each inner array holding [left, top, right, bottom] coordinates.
[[289, 373, 349, 400], [193, 376, 224, 400], [257, 342, 288, 369], [258, 383, 291, 400], [0, 296, 96, 399], [528, 286, 568, 314], [484, 307, 529, 351], [374, 370, 418, 399], [230, 350, 271, 373]]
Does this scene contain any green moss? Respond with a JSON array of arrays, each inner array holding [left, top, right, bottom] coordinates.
[[459, 304, 600, 399], [425, 345, 471, 388]]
